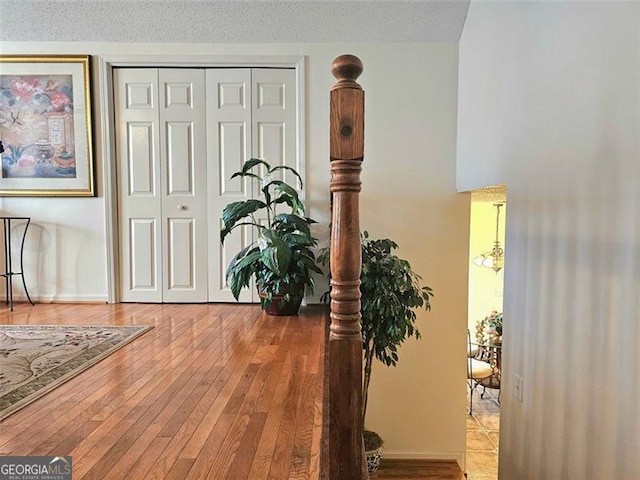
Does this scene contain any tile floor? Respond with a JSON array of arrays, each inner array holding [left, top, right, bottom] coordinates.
[[466, 387, 500, 480]]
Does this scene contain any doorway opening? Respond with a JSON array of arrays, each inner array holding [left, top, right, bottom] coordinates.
[[466, 184, 506, 480]]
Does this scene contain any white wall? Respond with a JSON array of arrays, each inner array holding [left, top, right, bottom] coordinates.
[[0, 197, 107, 302], [357, 44, 468, 461], [458, 3, 640, 478], [0, 41, 468, 461]]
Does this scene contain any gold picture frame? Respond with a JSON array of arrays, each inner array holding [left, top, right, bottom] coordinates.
[[0, 55, 94, 196]]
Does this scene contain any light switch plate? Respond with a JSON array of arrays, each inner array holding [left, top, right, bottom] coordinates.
[[514, 375, 523, 402]]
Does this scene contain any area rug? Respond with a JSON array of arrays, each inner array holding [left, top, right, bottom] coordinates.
[[0, 325, 152, 421]]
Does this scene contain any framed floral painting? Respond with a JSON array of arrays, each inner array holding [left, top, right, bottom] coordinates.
[[0, 55, 94, 196]]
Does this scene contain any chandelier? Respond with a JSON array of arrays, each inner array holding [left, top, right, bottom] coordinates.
[[473, 203, 504, 273]]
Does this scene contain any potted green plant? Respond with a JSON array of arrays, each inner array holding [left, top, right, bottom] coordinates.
[[360, 232, 433, 473], [220, 158, 322, 315], [475, 310, 503, 345], [320, 232, 433, 474]]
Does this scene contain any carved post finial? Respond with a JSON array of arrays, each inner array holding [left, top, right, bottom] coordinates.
[[331, 54, 363, 90]]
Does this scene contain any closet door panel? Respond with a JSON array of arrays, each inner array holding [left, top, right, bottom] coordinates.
[[207, 69, 254, 302], [252, 69, 298, 182], [129, 218, 157, 290], [159, 69, 208, 302], [251, 68, 298, 231], [115, 69, 163, 302]]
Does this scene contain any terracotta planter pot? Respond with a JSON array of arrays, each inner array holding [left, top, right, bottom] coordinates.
[[258, 290, 303, 316]]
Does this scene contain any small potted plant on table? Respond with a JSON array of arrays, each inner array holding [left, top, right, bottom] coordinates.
[[220, 158, 322, 315]]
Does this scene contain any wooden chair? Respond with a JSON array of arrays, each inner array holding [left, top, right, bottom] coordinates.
[[467, 330, 495, 415]]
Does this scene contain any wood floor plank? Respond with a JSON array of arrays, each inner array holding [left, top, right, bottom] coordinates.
[[143, 308, 275, 477], [268, 354, 307, 479], [247, 343, 296, 477], [70, 364, 195, 473], [309, 371, 325, 479], [202, 353, 276, 479], [176, 413, 235, 480], [164, 457, 196, 480], [114, 437, 172, 480], [29, 322, 218, 463], [1, 347, 161, 451], [376, 459, 466, 479], [288, 373, 318, 479], [0, 309, 185, 433], [226, 412, 268, 480]]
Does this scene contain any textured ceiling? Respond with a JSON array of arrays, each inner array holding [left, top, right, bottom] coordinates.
[[0, 1, 470, 43]]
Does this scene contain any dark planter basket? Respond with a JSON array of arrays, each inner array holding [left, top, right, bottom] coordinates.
[[365, 446, 383, 476], [364, 429, 384, 475], [258, 290, 304, 316]]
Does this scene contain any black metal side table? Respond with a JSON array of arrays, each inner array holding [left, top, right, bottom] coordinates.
[[0, 217, 35, 311]]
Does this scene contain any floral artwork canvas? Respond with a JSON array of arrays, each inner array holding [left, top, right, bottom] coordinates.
[[0, 74, 78, 179], [0, 55, 94, 196]]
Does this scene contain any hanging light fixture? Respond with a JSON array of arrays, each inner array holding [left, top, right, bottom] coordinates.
[[473, 203, 504, 273]]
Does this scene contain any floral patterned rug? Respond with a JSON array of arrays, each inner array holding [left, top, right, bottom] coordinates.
[[0, 325, 152, 421]]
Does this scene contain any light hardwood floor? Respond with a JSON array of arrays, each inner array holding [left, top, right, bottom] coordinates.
[[0, 302, 464, 479], [0, 303, 325, 479], [377, 459, 465, 479]]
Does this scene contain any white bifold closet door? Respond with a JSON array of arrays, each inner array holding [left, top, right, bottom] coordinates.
[[115, 68, 208, 303], [115, 67, 297, 303], [207, 68, 297, 303]]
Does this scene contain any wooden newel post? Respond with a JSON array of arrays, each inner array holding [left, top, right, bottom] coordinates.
[[329, 54, 367, 479]]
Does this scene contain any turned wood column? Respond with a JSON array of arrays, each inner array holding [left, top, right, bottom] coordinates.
[[329, 54, 367, 480]]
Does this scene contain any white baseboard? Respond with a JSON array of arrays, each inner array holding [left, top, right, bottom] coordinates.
[[1, 294, 108, 304]]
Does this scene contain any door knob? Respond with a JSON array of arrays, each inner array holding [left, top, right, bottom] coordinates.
[[178, 205, 188, 211]]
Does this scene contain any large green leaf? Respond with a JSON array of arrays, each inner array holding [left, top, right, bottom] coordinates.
[[261, 182, 273, 206], [261, 246, 278, 275], [221, 221, 265, 244], [296, 253, 323, 274], [242, 158, 272, 173], [269, 165, 304, 188], [221, 200, 267, 242], [230, 171, 261, 181], [273, 181, 301, 203], [265, 181, 304, 214], [228, 265, 253, 300], [231, 249, 262, 273], [228, 158, 272, 190], [270, 241, 293, 276], [274, 213, 311, 237], [225, 246, 261, 300], [225, 244, 255, 279], [281, 232, 315, 247], [262, 231, 292, 276]]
